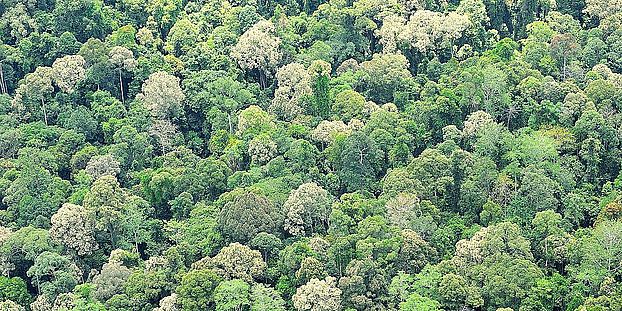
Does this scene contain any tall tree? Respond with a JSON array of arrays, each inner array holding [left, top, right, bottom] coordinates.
[[231, 20, 282, 88]]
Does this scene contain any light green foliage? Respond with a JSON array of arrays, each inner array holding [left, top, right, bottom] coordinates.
[[0, 277, 31, 307], [213, 279, 251, 311], [250, 284, 286, 311], [400, 293, 442, 311], [570, 220, 622, 290]]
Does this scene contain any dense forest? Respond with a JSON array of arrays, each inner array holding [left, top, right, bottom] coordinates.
[[0, 0, 621, 309]]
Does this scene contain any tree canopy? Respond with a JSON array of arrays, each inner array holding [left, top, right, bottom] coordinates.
[[0, 0, 621, 310]]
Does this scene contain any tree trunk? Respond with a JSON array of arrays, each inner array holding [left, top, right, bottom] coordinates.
[[0, 63, 6, 94], [544, 238, 548, 269], [228, 113, 233, 134], [134, 230, 139, 254], [109, 223, 117, 249], [259, 70, 267, 89], [119, 69, 125, 105], [562, 55, 567, 80], [41, 98, 48, 125]]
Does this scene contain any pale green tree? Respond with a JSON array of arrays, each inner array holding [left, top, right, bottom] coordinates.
[[231, 20, 282, 88], [284, 182, 333, 237], [92, 260, 131, 301], [50, 203, 98, 256], [140, 71, 185, 120], [108, 46, 137, 104], [51, 55, 86, 94], [270, 62, 312, 121], [292, 277, 342, 311], [203, 243, 267, 283], [0, 300, 25, 311], [11, 66, 54, 124], [85, 154, 121, 179]]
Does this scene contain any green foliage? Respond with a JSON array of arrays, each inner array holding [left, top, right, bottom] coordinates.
[[0, 277, 31, 306], [0, 0, 619, 310], [176, 269, 222, 310]]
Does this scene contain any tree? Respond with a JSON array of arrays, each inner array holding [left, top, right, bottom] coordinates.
[[296, 257, 328, 285], [79, 38, 114, 89], [176, 269, 222, 311], [396, 229, 437, 274], [110, 125, 153, 172], [454, 222, 534, 263], [250, 284, 286, 311], [203, 243, 266, 283], [284, 139, 319, 173], [583, 0, 622, 21], [26, 252, 78, 300], [3, 153, 70, 227], [183, 71, 256, 134], [0, 277, 31, 307], [248, 134, 277, 166], [108, 46, 136, 104], [92, 259, 131, 301], [153, 294, 179, 311], [165, 18, 199, 56], [284, 182, 333, 237], [149, 119, 179, 154], [510, 168, 560, 223], [447, 222, 543, 309], [51, 55, 86, 94], [85, 154, 121, 179], [249, 232, 282, 263], [213, 279, 251, 311], [140, 71, 185, 120], [332, 90, 366, 122], [58, 105, 98, 140], [218, 191, 281, 243], [385, 192, 440, 239], [335, 131, 384, 191], [308, 60, 331, 119], [0, 300, 25, 311], [550, 33, 579, 80], [311, 120, 351, 146], [53, 0, 114, 41], [11, 66, 54, 124], [407, 148, 453, 207], [270, 63, 312, 121], [530, 210, 572, 268], [438, 273, 483, 310], [358, 53, 413, 103], [376, 15, 407, 54], [83, 175, 149, 250], [236, 105, 275, 138], [50, 203, 98, 256], [402, 10, 471, 57], [124, 262, 173, 308], [0, 226, 54, 277], [292, 277, 342, 311], [570, 220, 622, 290], [479, 255, 544, 309], [400, 293, 442, 311], [231, 20, 282, 88], [147, 0, 183, 36]]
